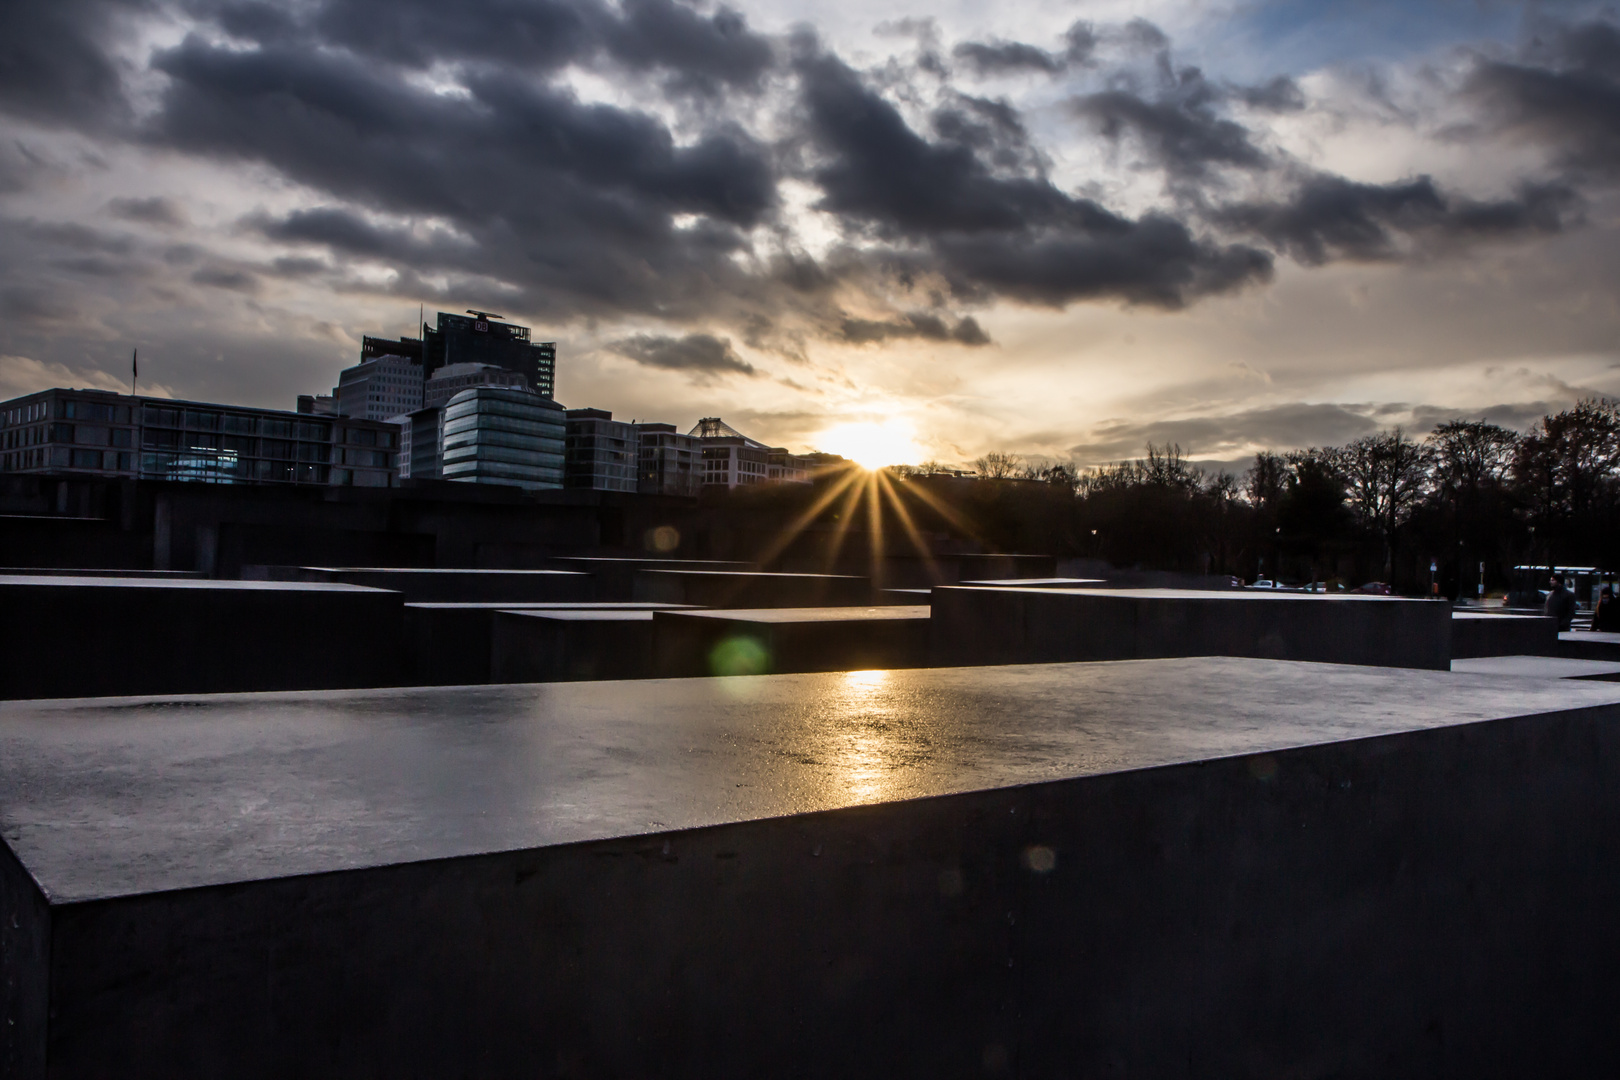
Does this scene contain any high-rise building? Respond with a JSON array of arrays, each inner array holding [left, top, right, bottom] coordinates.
[[563, 409, 637, 492], [633, 422, 702, 496], [421, 312, 555, 398], [440, 387, 564, 489], [335, 353, 424, 421], [0, 388, 399, 486], [423, 363, 529, 411]]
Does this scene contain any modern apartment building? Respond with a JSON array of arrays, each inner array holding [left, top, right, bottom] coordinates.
[[633, 422, 702, 496], [688, 417, 814, 490], [563, 409, 637, 492], [440, 387, 564, 489], [0, 388, 399, 486], [335, 353, 424, 421]]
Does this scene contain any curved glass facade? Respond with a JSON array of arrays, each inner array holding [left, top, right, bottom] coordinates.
[[441, 387, 564, 489]]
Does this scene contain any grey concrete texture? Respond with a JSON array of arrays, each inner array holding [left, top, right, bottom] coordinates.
[[633, 569, 874, 608], [259, 566, 594, 603], [405, 602, 693, 685], [0, 568, 205, 578], [1451, 611, 1559, 659], [652, 605, 932, 677], [1452, 655, 1620, 680], [1556, 631, 1620, 662], [959, 577, 1108, 588], [930, 587, 1452, 670], [5, 660, 1620, 1075], [0, 575, 405, 699], [956, 553, 1057, 580], [491, 610, 657, 682], [542, 557, 756, 600]]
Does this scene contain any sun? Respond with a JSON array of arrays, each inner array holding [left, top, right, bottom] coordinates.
[[817, 420, 924, 470]]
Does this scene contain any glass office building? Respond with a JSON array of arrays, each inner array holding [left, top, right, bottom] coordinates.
[[0, 388, 398, 486], [440, 387, 564, 489]]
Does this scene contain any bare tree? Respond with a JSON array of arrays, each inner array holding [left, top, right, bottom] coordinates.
[[974, 451, 1021, 479], [1427, 420, 1519, 491], [1338, 429, 1432, 579], [1244, 451, 1288, 511]]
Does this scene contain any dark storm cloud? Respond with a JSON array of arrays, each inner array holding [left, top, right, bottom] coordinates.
[[953, 42, 1065, 76], [950, 19, 1096, 77], [796, 48, 1273, 308], [1465, 18, 1620, 177], [0, 0, 150, 126], [1215, 175, 1578, 265], [839, 312, 990, 345], [108, 196, 188, 228], [1237, 76, 1306, 112], [608, 333, 757, 377], [1075, 76, 1270, 180], [1070, 403, 1385, 463], [145, 33, 777, 323], [190, 265, 261, 293], [226, 0, 775, 93]]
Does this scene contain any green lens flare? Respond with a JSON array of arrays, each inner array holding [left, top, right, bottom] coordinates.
[[709, 635, 769, 677]]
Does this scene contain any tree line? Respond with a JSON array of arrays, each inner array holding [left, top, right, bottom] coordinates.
[[891, 399, 1620, 595]]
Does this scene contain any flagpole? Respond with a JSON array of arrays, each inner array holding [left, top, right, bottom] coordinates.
[[131, 348, 138, 397]]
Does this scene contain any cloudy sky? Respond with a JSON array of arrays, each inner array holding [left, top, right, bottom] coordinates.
[[2, 0, 1618, 469]]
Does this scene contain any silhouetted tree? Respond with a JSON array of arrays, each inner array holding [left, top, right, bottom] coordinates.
[[1338, 429, 1431, 580], [974, 452, 1021, 479]]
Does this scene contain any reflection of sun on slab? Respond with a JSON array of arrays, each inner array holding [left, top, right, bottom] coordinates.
[[800, 668, 931, 804]]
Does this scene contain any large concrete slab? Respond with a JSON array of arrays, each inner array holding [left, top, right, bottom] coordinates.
[[652, 605, 931, 677], [633, 568, 873, 608], [0, 575, 404, 699], [491, 610, 657, 682], [956, 553, 1057, 580], [1452, 655, 1620, 680], [543, 557, 756, 600], [960, 577, 1107, 588], [262, 566, 594, 603], [931, 586, 1451, 669], [405, 601, 694, 685], [1451, 611, 1559, 658], [0, 568, 206, 579], [5, 660, 1620, 1076], [1557, 631, 1620, 662]]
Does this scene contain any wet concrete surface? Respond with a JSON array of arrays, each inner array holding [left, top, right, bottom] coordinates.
[[8, 659, 1620, 1076]]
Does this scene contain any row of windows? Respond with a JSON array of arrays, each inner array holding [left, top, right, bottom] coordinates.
[[3, 401, 48, 427]]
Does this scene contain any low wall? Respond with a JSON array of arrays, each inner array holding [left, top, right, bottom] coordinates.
[[1451, 612, 1559, 658], [931, 587, 1451, 670], [652, 606, 931, 677], [0, 576, 404, 698], [491, 611, 656, 682], [633, 570, 873, 608]]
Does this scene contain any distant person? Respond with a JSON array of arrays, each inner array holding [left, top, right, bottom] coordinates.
[[1544, 574, 1577, 632], [1596, 586, 1620, 633]]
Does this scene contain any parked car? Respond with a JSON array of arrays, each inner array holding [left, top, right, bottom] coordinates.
[[1351, 582, 1391, 595], [1250, 578, 1276, 589]]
